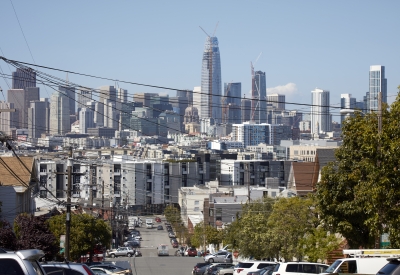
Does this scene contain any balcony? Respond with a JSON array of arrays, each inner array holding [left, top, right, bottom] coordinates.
[[114, 191, 121, 197], [199, 169, 204, 174], [39, 170, 47, 174], [182, 170, 188, 174], [114, 169, 121, 175], [163, 169, 169, 175], [72, 193, 80, 198]]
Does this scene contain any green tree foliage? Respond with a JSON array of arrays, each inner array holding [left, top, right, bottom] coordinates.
[[164, 205, 182, 226], [14, 214, 58, 260], [223, 197, 275, 259], [222, 196, 340, 261], [47, 213, 111, 261], [191, 222, 205, 248], [316, 94, 400, 248], [0, 220, 17, 250]]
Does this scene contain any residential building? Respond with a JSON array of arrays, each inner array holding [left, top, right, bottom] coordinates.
[[0, 157, 36, 228]]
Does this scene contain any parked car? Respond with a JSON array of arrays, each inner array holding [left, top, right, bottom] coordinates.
[[155, 217, 162, 223], [223, 253, 233, 264], [217, 265, 235, 275], [172, 242, 179, 248], [192, 262, 211, 275], [234, 261, 277, 275], [107, 247, 134, 258], [124, 240, 140, 248], [90, 263, 132, 275], [157, 225, 163, 230], [0, 249, 46, 275], [204, 263, 235, 275], [271, 262, 328, 275], [205, 251, 230, 263], [169, 232, 176, 238], [248, 266, 276, 275], [41, 262, 96, 275], [185, 247, 198, 257], [375, 258, 400, 275]]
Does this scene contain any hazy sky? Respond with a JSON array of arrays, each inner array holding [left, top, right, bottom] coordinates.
[[1, 0, 399, 122]]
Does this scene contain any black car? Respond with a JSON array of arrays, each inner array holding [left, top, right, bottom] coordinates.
[[157, 225, 163, 230], [192, 262, 210, 275], [376, 258, 400, 275]]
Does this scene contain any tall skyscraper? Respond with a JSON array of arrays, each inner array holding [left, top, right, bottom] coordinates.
[[7, 87, 40, 129], [28, 99, 50, 138], [59, 86, 76, 115], [12, 68, 36, 89], [0, 101, 17, 135], [99, 86, 117, 103], [267, 94, 285, 111], [251, 70, 267, 123], [311, 88, 331, 135], [222, 82, 241, 124], [201, 36, 222, 123], [241, 98, 251, 123], [79, 107, 95, 134], [49, 89, 70, 135], [340, 94, 357, 125], [368, 65, 387, 112], [77, 88, 93, 111]]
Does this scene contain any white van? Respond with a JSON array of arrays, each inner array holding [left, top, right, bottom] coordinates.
[[272, 262, 329, 275], [157, 244, 169, 256], [323, 257, 388, 274], [146, 218, 153, 229]]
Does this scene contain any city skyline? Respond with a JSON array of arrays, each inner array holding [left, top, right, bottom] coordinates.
[[0, 1, 399, 117]]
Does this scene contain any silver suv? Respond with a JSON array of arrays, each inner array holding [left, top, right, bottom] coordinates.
[[41, 262, 96, 275], [204, 251, 231, 263], [0, 249, 46, 275], [107, 247, 134, 258]]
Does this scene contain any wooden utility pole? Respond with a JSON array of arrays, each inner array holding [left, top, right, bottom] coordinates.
[[376, 92, 383, 249], [65, 147, 73, 261]]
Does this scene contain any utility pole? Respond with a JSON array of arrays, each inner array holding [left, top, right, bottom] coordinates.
[[101, 180, 105, 218], [376, 92, 382, 249], [65, 147, 73, 261]]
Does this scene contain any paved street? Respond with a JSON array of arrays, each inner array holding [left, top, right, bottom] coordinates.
[[108, 216, 205, 274]]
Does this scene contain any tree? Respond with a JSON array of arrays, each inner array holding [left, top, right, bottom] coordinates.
[[14, 214, 58, 260], [47, 213, 111, 261], [191, 221, 205, 248], [222, 197, 275, 260], [164, 205, 182, 226], [0, 220, 17, 250], [316, 92, 400, 248]]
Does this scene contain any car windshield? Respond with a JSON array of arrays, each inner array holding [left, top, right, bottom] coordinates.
[[325, 260, 342, 273], [237, 262, 254, 268], [377, 262, 400, 275]]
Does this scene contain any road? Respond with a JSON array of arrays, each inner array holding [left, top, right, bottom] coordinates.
[[108, 216, 207, 274]]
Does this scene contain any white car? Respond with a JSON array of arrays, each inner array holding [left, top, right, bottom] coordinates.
[[271, 262, 329, 275], [233, 261, 276, 275]]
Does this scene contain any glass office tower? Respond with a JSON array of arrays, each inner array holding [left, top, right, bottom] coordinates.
[[368, 65, 387, 112], [201, 36, 222, 123]]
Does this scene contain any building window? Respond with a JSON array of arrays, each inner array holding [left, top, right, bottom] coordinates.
[[194, 200, 199, 205], [194, 207, 199, 212]]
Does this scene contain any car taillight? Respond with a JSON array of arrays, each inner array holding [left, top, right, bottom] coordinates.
[[83, 265, 93, 275], [237, 268, 244, 273]]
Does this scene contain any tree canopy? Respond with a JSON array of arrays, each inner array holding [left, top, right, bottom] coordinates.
[[316, 91, 400, 248], [14, 214, 58, 260], [47, 213, 111, 261]]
